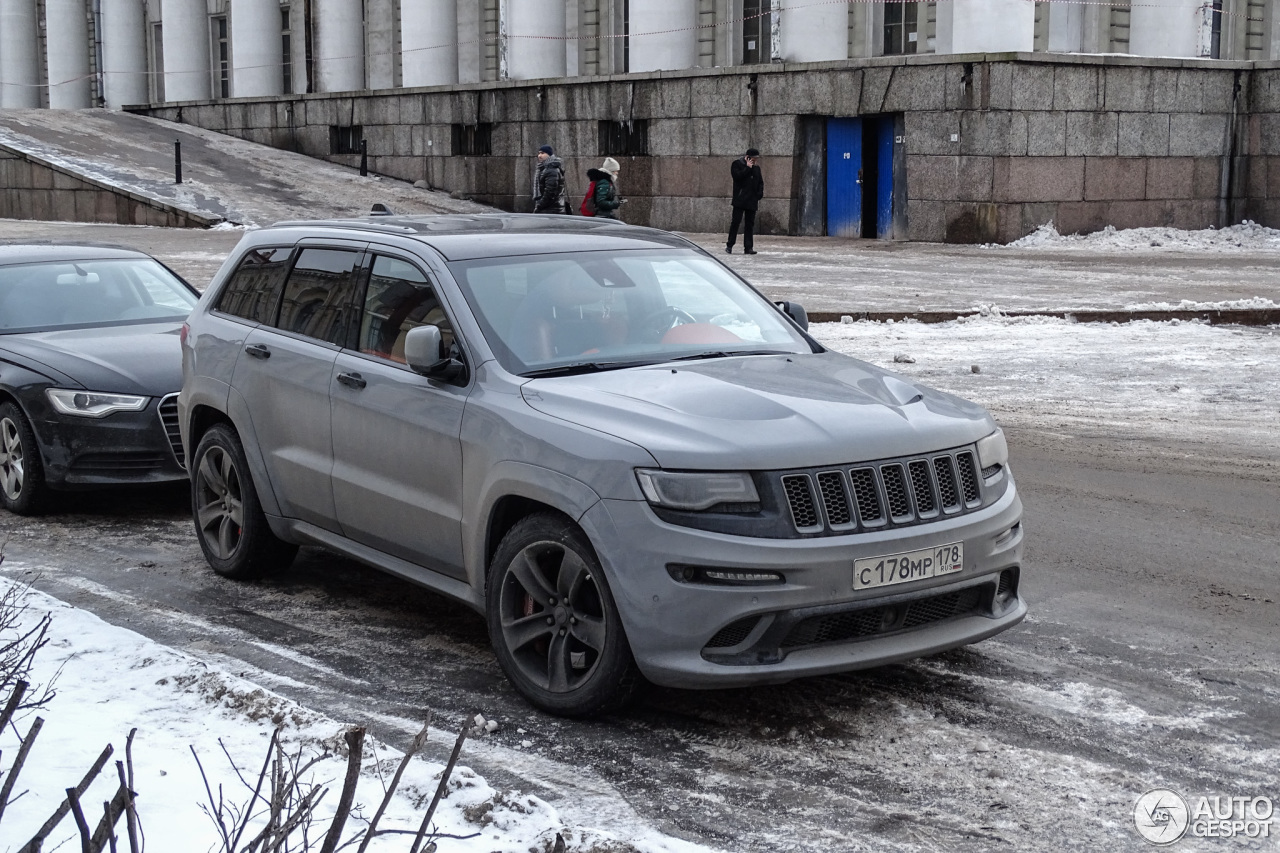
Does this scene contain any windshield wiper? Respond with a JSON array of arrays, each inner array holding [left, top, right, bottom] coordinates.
[[520, 359, 657, 378], [668, 349, 789, 362]]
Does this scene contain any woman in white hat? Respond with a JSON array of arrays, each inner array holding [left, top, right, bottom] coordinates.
[[585, 157, 623, 220]]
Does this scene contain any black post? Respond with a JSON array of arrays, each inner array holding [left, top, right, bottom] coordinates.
[[174, 140, 182, 184], [359, 138, 368, 177]]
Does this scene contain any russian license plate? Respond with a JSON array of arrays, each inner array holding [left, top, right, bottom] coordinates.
[[853, 543, 963, 591]]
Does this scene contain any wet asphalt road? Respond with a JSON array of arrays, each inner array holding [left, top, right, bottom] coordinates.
[[2, 427, 1277, 852]]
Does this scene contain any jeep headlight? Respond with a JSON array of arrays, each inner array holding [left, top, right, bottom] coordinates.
[[976, 428, 1008, 473], [635, 469, 759, 511], [46, 389, 149, 418]]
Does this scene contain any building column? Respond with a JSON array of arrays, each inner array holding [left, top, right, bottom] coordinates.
[[46, 0, 93, 108], [937, 0, 1034, 54], [162, 0, 212, 101], [1129, 0, 1204, 57], [0, 0, 42, 108], [102, 0, 148, 107], [230, 0, 283, 97], [402, 0, 458, 86], [505, 0, 566, 80], [315, 0, 365, 92], [628, 0, 697, 72], [777, 2, 848, 63]]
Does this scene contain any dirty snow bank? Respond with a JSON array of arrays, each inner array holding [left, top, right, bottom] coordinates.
[[0, 578, 715, 853], [996, 220, 1280, 252]]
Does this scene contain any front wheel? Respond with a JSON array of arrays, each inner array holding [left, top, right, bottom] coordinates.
[[0, 402, 48, 515], [487, 514, 643, 716], [191, 424, 297, 580]]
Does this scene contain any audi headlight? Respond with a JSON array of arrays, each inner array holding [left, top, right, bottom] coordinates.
[[46, 389, 149, 418], [635, 469, 759, 511], [976, 428, 1008, 472]]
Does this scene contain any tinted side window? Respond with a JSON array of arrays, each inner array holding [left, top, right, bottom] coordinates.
[[277, 248, 362, 346], [359, 256, 453, 363], [215, 247, 293, 324]]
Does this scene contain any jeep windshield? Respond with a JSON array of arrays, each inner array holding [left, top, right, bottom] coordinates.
[[449, 248, 813, 376]]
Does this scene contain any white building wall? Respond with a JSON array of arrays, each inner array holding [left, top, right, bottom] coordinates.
[[46, 0, 93, 108], [778, 2, 848, 63], [940, 0, 1035, 54], [628, 0, 697, 72], [1129, 0, 1203, 57], [506, 0, 566, 79], [102, 0, 149, 107], [402, 0, 458, 86], [0, 0, 42, 108], [315, 0, 366, 92], [230, 0, 283, 97], [161, 0, 213, 101]]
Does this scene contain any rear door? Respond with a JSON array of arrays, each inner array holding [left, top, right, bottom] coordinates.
[[230, 242, 365, 529], [329, 252, 469, 579]]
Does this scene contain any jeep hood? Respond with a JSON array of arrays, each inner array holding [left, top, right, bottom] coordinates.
[[520, 352, 996, 470]]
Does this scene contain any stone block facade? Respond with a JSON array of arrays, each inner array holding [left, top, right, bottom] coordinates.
[[0, 145, 215, 228], [125, 54, 1280, 243]]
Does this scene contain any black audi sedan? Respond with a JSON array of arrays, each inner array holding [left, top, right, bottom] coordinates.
[[0, 244, 199, 514]]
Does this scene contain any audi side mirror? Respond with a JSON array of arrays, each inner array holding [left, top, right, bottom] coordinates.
[[775, 300, 809, 331]]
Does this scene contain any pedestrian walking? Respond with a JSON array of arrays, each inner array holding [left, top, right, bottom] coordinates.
[[533, 144, 567, 214], [727, 147, 763, 254], [584, 157, 623, 220]]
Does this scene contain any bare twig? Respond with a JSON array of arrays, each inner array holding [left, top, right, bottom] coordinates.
[[355, 717, 430, 853], [66, 787, 91, 853], [123, 730, 141, 853], [90, 784, 131, 852], [0, 680, 27, 736], [18, 744, 114, 853], [191, 745, 233, 853], [409, 725, 469, 853], [0, 715, 43, 825], [227, 728, 279, 852], [106, 801, 119, 853], [318, 727, 365, 853]]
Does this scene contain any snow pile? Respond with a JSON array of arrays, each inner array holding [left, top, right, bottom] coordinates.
[[1000, 220, 1280, 252], [0, 578, 714, 853]]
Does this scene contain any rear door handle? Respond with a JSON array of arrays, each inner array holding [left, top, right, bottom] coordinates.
[[336, 371, 366, 390], [245, 343, 271, 359]]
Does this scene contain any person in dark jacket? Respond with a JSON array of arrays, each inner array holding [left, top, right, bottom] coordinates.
[[727, 147, 763, 254], [586, 157, 623, 220], [533, 144, 567, 213]]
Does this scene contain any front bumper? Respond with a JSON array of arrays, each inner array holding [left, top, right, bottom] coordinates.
[[30, 392, 187, 489], [582, 480, 1025, 689]]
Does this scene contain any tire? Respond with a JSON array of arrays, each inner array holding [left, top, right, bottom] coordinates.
[[487, 514, 643, 716], [0, 401, 49, 516], [191, 423, 297, 580]]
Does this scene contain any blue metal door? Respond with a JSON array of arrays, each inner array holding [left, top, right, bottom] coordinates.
[[875, 119, 896, 239], [826, 118, 862, 238]]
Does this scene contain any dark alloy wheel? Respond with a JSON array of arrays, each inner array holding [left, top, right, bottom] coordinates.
[[0, 401, 48, 515], [191, 424, 297, 580], [487, 514, 642, 716]]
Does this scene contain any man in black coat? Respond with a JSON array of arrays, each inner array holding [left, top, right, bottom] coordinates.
[[727, 147, 763, 254], [533, 144, 566, 213]]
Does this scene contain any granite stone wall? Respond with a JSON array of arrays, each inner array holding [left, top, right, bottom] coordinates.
[[0, 145, 215, 228], [134, 54, 1278, 243]]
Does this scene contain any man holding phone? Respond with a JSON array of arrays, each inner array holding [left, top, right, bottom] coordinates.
[[727, 147, 763, 254]]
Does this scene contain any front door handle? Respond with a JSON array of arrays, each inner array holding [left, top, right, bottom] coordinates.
[[245, 343, 270, 359], [336, 372, 366, 390]]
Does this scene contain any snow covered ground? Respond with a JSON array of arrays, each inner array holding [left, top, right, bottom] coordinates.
[[999, 220, 1280, 253], [0, 578, 715, 853]]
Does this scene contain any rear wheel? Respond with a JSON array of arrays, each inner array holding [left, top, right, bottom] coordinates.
[[0, 402, 48, 516], [191, 424, 297, 580], [487, 514, 642, 716]]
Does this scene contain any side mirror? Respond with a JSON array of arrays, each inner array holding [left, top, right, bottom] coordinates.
[[775, 300, 809, 331], [404, 325, 464, 381]]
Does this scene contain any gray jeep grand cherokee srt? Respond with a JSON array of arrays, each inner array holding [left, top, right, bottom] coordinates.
[[179, 214, 1025, 715]]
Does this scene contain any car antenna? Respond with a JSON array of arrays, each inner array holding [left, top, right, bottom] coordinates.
[[370, 203, 393, 216]]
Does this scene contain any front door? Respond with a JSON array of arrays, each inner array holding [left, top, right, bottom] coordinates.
[[330, 254, 468, 579], [825, 117, 863, 239]]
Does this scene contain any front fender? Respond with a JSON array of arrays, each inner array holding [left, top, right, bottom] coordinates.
[[466, 461, 602, 592]]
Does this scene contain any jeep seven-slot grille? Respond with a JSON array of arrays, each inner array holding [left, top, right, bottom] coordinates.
[[158, 394, 185, 469], [781, 449, 983, 535]]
